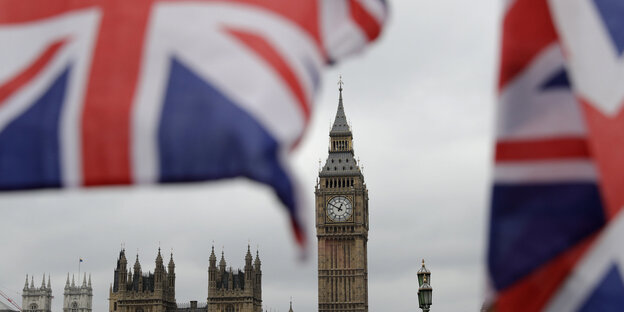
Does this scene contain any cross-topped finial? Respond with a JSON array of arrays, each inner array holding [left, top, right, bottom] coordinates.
[[338, 75, 344, 91]]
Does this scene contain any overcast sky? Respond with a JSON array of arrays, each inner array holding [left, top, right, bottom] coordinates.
[[0, 1, 501, 311]]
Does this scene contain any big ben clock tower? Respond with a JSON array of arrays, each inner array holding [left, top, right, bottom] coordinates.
[[316, 78, 369, 312]]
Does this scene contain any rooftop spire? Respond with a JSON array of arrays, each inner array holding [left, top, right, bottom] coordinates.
[[168, 250, 175, 270], [219, 250, 227, 271], [134, 254, 142, 274], [24, 275, 28, 289], [330, 76, 351, 136], [245, 244, 253, 265], [156, 247, 164, 267], [47, 274, 51, 288]]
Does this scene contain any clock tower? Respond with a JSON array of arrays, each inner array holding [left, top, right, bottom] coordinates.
[[316, 78, 369, 312]]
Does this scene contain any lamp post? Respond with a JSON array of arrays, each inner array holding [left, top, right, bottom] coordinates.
[[417, 259, 432, 312]]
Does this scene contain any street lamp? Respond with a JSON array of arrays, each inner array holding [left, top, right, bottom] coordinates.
[[417, 259, 432, 312], [418, 275, 433, 312], [417, 259, 430, 287]]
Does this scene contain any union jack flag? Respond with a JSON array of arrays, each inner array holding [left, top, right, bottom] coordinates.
[[489, 0, 624, 310], [0, 0, 387, 246]]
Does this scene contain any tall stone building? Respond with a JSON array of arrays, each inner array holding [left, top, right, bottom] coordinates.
[[22, 274, 52, 312], [63, 273, 93, 312], [109, 248, 176, 312], [316, 79, 369, 312], [207, 246, 262, 312]]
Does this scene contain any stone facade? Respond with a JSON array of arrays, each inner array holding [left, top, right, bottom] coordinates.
[[109, 249, 176, 312], [316, 81, 369, 312], [207, 246, 262, 312], [63, 273, 93, 312], [22, 274, 53, 312]]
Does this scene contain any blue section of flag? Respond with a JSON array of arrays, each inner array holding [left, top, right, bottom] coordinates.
[[580, 264, 624, 311], [488, 183, 606, 290], [0, 66, 69, 190], [158, 58, 297, 212], [593, 0, 624, 56], [540, 68, 570, 90]]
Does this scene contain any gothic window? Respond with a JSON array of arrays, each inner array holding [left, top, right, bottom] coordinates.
[[114, 302, 117, 311], [29, 303, 37, 311], [225, 304, 235, 312], [71, 301, 78, 312], [137, 309, 144, 312]]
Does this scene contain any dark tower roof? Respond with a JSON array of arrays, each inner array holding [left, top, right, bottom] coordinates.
[[330, 80, 352, 136], [320, 77, 362, 178]]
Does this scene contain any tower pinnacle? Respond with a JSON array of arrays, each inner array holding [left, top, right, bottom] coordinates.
[[330, 77, 351, 136]]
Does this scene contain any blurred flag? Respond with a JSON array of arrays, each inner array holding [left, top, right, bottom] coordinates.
[[0, 0, 387, 246], [80, 258, 83, 263], [489, 0, 624, 310]]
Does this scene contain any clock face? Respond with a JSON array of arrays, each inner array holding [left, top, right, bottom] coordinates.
[[327, 196, 353, 222]]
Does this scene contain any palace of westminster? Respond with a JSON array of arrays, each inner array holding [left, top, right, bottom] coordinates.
[[5, 82, 432, 312]]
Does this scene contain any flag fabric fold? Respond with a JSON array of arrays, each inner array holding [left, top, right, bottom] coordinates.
[[0, 0, 388, 246], [490, 0, 624, 310]]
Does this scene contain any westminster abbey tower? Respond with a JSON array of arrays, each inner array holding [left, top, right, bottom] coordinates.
[[316, 79, 369, 312]]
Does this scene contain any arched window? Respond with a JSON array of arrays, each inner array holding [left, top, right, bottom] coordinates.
[[225, 304, 235, 312], [29, 303, 38, 311], [71, 301, 78, 312]]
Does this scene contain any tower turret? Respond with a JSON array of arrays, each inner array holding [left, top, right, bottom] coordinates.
[[209, 246, 217, 292], [133, 254, 142, 276], [114, 249, 128, 293], [168, 252, 176, 298], [219, 251, 227, 272], [207, 246, 263, 312], [209, 246, 217, 269], [245, 245, 253, 274], [64, 272, 92, 312], [254, 250, 261, 272], [155, 248, 165, 289], [23, 274, 52, 312], [254, 250, 262, 301]]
